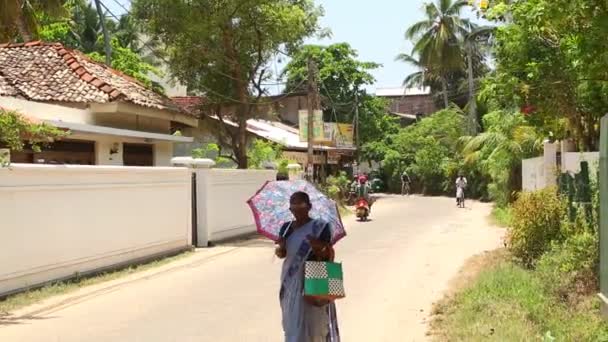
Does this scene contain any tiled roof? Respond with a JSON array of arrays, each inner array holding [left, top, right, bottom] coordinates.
[[0, 41, 186, 114], [171, 96, 204, 114]]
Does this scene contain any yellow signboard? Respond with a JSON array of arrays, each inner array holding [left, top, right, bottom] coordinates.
[[299, 110, 324, 142], [335, 123, 354, 148], [283, 151, 326, 165]]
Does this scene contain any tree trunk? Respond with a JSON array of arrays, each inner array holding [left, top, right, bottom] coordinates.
[[222, 22, 249, 169], [441, 77, 449, 108], [15, 13, 32, 42], [235, 103, 249, 169]]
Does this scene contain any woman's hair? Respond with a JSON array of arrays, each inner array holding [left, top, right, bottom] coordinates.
[[290, 191, 311, 207]]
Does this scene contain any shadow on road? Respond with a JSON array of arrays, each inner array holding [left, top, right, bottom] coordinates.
[[0, 313, 54, 326]]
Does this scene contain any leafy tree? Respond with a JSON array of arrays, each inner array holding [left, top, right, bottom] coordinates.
[[404, 0, 471, 108], [89, 37, 163, 93], [38, 3, 162, 92], [461, 110, 542, 205], [0, 108, 67, 152], [283, 43, 398, 161], [283, 43, 379, 123], [376, 106, 467, 194], [480, 0, 608, 150], [0, 0, 68, 42], [133, 0, 323, 169], [247, 139, 282, 170]]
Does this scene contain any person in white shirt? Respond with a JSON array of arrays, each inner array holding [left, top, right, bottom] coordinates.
[[455, 174, 468, 208]]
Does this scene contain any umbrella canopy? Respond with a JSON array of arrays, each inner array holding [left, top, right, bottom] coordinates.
[[247, 180, 346, 244]]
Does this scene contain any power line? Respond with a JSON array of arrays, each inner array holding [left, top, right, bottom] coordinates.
[[97, 0, 307, 105]]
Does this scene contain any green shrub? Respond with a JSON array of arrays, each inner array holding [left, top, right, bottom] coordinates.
[[508, 187, 566, 268], [325, 171, 351, 202], [536, 230, 599, 302]]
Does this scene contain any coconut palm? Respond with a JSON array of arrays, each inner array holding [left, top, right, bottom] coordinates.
[[461, 110, 543, 204], [395, 52, 442, 89], [404, 0, 472, 108], [0, 0, 68, 42]]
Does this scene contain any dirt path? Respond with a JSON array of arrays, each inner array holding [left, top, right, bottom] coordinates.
[[0, 195, 504, 342]]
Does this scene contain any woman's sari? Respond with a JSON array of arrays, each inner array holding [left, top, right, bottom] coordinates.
[[279, 219, 340, 342]]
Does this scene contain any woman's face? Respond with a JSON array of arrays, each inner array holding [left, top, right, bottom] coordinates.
[[290, 198, 310, 220]]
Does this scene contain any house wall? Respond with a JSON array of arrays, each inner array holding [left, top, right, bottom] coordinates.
[[0, 164, 191, 296], [0, 96, 93, 123], [193, 168, 276, 246], [383, 94, 436, 116]]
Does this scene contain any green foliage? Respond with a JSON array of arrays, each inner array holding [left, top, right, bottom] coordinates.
[[133, 0, 322, 168], [374, 106, 469, 195], [536, 230, 599, 302], [325, 171, 351, 202], [462, 110, 542, 205], [508, 187, 566, 268], [192, 143, 234, 168], [0, 108, 66, 152], [88, 37, 163, 93], [0, 0, 68, 42], [283, 43, 397, 153], [480, 0, 608, 150], [247, 139, 282, 170], [491, 205, 512, 227]]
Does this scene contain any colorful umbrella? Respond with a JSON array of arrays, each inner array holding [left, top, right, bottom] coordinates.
[[247, 180, 346, 244]]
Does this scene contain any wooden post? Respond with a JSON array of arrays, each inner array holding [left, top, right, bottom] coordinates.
[[307, 57, 318, 181], [599, 114, 608, 316]]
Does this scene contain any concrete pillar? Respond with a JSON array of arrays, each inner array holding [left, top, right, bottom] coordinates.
[[171, 157, 215, 247], [543, 141, 558, 187]]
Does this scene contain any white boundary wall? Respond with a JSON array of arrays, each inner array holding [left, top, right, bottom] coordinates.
[[194, 169, 275, 245], [522, 144, 600, 191], [522, 157, 544, 191], [0, 164, 191, 296], [563, 152, 599, 175]]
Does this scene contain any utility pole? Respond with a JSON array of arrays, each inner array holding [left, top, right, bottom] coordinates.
[[307, 57, 318, 181], [354, 88, 360, 176], [466, 40, 477, 135], [94, 0, 112, 66]]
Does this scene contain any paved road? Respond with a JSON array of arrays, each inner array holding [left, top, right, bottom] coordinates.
[[0, 196, 503, 342]]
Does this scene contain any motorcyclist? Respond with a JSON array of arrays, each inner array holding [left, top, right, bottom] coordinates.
[[401, 170, 411, 196], [356, 175, 373, 212]]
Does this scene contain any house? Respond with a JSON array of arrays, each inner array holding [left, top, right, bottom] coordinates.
[[375, 87, 436, 125], [0, 41, 197, 166], [170, 95, 356, 170]]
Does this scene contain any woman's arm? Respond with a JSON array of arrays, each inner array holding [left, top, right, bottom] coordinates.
[[275, 239, 287, 259]]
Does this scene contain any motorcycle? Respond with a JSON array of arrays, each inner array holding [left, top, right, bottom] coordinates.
[[355, 197, 370, 221]]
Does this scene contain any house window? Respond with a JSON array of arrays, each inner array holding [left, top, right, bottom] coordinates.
[[123, 143, 154, 166]]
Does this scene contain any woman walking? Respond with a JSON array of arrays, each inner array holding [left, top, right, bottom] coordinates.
[[275, 191, 341, 342]]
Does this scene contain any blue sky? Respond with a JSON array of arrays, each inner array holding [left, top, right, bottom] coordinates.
[[106, 0, 479, 91]]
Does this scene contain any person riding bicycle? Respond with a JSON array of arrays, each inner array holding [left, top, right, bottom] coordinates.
[[401, 170, 411, 195], [455, 173, 468, 208]]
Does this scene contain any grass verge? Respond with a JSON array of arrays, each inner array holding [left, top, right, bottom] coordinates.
[[430, 250, 608, 341], [0, 250, 193, 315], [491, 205, 512, 228]]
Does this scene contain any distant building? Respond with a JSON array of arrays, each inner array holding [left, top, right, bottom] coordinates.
[[375, 87, 436, 126]]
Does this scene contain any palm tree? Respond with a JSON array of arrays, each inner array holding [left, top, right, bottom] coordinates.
[[0, 0, 67, 42], [395, 52, 442, 90], [461, 111, 542, 204], [404, 0, 471, 108]]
